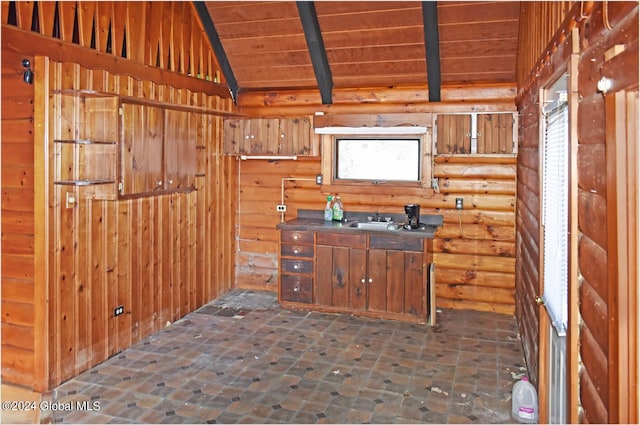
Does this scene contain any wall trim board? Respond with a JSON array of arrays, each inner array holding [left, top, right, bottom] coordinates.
[[1, 25, 230, 99]]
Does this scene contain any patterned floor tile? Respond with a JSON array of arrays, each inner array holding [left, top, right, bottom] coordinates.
[[47, 289, 526, 424]]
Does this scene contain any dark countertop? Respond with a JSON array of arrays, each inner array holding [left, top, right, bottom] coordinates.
[[276, 209, 443, 239]]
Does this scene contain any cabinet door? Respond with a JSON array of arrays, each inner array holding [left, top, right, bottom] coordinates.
[[279, 117, 312, 155], [367, 249, 387, 313], [316, 245, 333, 306], [404, 251, 425, 317], [164, 110, 196, 190], [348, 248, 367, 311], [477, 113, 514, 154], [436, 114, 471, 154], [121, 103, 164, 194]]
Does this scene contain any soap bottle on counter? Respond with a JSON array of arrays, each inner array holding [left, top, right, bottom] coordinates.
[[324, 196, 334, 221], [332, 195, 344, 221]]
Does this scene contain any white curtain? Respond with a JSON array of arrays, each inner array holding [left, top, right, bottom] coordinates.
[[542, 102, 569, 336]]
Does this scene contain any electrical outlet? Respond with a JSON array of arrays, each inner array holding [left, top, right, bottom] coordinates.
[[315, 174, 323, 185], [455, 198, 464, 210], [276, 204, 287, 212], [114, 306, 124, 317]]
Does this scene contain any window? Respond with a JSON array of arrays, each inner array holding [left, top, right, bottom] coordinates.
[[335, 137, 421, 182], [541, 74, 569, 335]]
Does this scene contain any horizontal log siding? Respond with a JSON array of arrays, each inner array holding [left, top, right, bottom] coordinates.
[[516, 2, 638, 422], [1, 49, 36, 388], [235, 155, 516, 314], [44, 60, 235, 388]]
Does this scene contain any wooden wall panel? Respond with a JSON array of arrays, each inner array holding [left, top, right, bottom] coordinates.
[[42, 60, 236, 388], [1, 1, 222, 84], [1, 48, 35, 389], [1, 29, 234, 389], [235, 154, 516, 314]]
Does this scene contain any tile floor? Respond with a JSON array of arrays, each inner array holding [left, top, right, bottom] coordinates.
[[47, 290, 528, 424]]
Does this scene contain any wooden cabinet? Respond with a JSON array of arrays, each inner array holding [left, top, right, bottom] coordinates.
[[53, 92, 198, 200], [435, 112, 516, 155], [52, 91, 119, 200], [279, 230, 314, 304], [223, 117, 315, 156], [120, 103, 197, 197], [315, 232, 430, 323]]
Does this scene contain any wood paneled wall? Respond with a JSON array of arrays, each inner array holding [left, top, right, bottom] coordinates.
[[1, 48, 36, 389], [515, 2, 638, 423], [1, 1, 236, 390], [516, 1, 575, 92], [42, 60, 236, 388], [235, 153, 516, 315], [1, 1, 220, 83]]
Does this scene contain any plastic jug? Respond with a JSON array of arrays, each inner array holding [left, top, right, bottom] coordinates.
[[324, 196, 334, 221], [511, 376, 538, 423]]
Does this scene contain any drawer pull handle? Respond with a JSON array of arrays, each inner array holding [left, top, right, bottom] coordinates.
[[361, 278, 365, 283], [368, 278, 373, 283], [293, 235, 299, 240], [293, 286, 300, 292], [293, 249, 299, 254], [294, 264, 300, 269]]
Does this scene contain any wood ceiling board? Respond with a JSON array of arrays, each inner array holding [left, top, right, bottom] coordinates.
[[437, 1, 521, 24], [314, 5, 424, 32], [326, 45, 427, 65], [219, 36, 309, 55], [438, 21, 519, 43], [441, 57, 515, 75], [321, 27, 425, 48], [314, 1, 422, 15], [439, 40, 517, 59], [205, 1, 299, 23]]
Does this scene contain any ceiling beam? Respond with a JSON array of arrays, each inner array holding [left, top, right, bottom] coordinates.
[[296, 1, 333, 104], [193, 1, 239, 103], [422, 1, 441, 102]]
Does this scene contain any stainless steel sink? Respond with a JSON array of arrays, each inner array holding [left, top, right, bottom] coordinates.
[[348, 221, 400, 231]]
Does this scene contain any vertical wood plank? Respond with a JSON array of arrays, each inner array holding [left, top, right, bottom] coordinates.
[[348, 248, 366, 311], [116, 200, 131, 352], [404, 252, 424, 317], [33, 55, 50, 392], [316, 245, 332, 305], [146, 2, 162, 67], [58, 1, 76, 43], [126, 2, 145, 63], [76, 1, 96, 48], [112, 2, 127, 58], [367, 249, 387, 312], [90, 200, 106, 364], [331, 247, 350, 308], [16, 2, 33, 30], [95, 1, 112, 54], [38, 2, 56, 38], [386, 251, 405, 314]]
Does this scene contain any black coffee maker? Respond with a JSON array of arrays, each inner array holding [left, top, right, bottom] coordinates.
[[404, 204, 420, 229]]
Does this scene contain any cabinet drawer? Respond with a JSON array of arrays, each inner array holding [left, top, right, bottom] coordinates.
[[281, 230, 314, 244], [316, 232, 366, 248], [281, 275, 313, 303], [281, 259, 313, 274], [281, 244, 314, 258], [369, 235, 423, 252]]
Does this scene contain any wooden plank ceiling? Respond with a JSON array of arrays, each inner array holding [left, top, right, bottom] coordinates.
[[203, 1, 520, 97]]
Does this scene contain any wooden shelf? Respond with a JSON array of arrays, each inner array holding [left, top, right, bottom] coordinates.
[[53, 179, 116, 186]]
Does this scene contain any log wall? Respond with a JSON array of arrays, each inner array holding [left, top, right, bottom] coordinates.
[[235, 152, 517, 315], [516, 2, 638, 423]]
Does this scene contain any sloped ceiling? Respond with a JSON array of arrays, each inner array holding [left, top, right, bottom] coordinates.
[[200, 1, 520, 101]]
